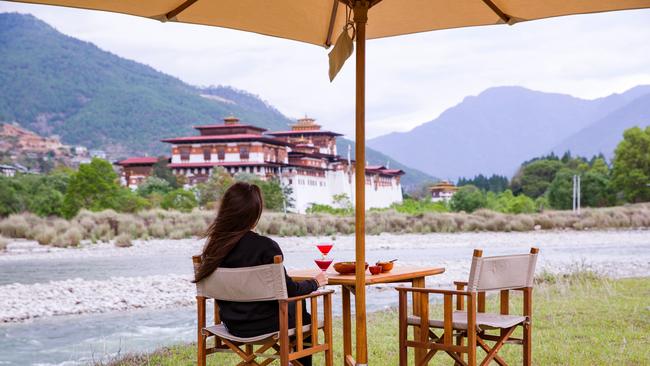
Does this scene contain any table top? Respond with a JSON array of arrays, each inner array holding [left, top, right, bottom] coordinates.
[[289, 266, 445, 286]]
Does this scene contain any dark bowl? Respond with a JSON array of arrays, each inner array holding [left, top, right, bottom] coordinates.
[[333, 261, 369, 275]]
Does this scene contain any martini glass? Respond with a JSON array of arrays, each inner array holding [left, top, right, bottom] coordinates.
[[314, 258, 333, 272], [316, 243, 333, 257]]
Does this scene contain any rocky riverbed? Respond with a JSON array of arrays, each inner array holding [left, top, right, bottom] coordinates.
[[2, 229, 650, 323]]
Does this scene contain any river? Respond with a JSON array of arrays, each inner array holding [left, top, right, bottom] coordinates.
[[1, 230, 649, 365]]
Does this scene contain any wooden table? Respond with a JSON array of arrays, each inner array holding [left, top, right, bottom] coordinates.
[[290, 266, 445, 365]]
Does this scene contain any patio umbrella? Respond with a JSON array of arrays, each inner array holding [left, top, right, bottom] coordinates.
[[7, 1, 650, 364]]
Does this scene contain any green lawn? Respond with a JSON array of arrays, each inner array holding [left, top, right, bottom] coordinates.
[[107, 275, 650, 365]]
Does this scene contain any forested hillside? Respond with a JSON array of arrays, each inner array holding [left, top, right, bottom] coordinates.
[[0, 12, 432, 187]]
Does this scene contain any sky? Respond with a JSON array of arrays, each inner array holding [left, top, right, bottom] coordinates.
[[1, 2, 650, 140]]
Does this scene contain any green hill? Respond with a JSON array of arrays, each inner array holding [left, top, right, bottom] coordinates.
[[0, 12, 433, 188]]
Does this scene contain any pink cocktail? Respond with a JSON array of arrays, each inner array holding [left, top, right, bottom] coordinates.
[[316, 243, 333, 256], [314, 259, 333, 272]]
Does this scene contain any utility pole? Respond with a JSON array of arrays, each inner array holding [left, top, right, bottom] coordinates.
[[572, 174, 581, 214]]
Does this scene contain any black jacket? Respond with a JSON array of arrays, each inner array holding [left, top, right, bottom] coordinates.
[[217, 231, 318, 337]]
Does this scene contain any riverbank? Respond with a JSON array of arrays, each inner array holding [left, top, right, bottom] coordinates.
[[0, 203, 649, 248], [102, 275, 650, 366], [2, 230, 649, 324]]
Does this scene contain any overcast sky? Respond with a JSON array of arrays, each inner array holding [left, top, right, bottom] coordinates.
[[1, 2, 650, 139]]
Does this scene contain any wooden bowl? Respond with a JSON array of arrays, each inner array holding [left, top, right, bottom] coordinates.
[[369, 265, 382, 275], [375, 261, 394, 273], [333, 261, 369, 275]]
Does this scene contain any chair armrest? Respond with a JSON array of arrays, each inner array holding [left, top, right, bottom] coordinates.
[[281, 289, 335, 303], [453, 281, 468, 288], [395, 286, 472, 296]]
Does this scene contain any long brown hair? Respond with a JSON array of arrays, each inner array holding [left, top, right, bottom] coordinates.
[[193, 181, 264, 283]]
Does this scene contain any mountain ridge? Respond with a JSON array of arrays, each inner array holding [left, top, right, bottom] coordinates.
[[0, 12, 433, 188], [369, 85, 650, 179]]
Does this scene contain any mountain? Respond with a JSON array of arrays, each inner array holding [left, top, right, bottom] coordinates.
[[551, 90, 650, 158], [0, 12, 433, 188], [368, 85, 650, 179]]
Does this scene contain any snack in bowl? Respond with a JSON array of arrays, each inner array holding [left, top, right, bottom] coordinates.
[[376, 259, 396, 273], [333, 261, 369, 275], [369, 265, 382, 275]]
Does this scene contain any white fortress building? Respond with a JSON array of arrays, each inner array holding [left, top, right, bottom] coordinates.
[[160, 116, 404, 212]]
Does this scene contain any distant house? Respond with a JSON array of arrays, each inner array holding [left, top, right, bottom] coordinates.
[[115, 157, 160, 189], [429, 181, 458, 202], [0, 164, 17, 177]]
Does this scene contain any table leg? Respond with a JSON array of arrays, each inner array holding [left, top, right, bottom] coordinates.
[[342, 285, 353, 365], [412, 277, 426, 365]]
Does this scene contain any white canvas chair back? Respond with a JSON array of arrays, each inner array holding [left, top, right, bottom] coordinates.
[[193, 258, 288, 302], [467, 250, 538, 292]]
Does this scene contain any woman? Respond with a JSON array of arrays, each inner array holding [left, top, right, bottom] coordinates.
[[194, 182, 327, 366]]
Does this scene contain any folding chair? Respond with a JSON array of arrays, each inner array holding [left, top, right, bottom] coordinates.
[[192, 255, 334, 366], [396, 247, 539, 366]]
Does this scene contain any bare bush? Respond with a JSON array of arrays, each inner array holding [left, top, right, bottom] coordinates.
[[114, 234, 133, 248]]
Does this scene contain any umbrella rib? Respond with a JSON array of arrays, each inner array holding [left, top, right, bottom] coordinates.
[[166, 0, 199, 21], [481, 0, 511, 24], [325, 0, 340, 47]]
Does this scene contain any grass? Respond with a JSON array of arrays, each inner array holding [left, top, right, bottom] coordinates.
[[103, 275, 649, 365], [0, 203, 649, 246]]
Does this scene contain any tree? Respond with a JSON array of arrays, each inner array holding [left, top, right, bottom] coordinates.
[[152, 156, 179, 189], [194, 167, 234, 207], [581, 171, 615, 207], [611, 126, 650, 203], [137, 176, 173, 197], [257, 179, 284, 210], [31, 186, 65, 217], [0, 178, 20, 216], [161, 189, 198, 212], [450, 185, 486, 213], [548, 169, 575, 210], [511, 159, 564, 198], [62, 158, 121, 218]]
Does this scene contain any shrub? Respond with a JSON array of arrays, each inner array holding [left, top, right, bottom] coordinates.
[[53, 226, 83, 247], [35, 226, 57, 245], [161, 189, 198, 212], [450, 185, 487, 213], [114, 234, 133, 248], [0, 236, 9, 251], [0, 214, 31, 238]]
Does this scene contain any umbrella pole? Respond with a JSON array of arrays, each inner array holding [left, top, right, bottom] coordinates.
[[353, 1, 369, 365]]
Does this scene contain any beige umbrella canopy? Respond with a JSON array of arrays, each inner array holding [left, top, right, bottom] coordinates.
[[8, 1, 650, 364]]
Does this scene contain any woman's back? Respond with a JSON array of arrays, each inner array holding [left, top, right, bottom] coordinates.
[[217, 231, 317, 337]]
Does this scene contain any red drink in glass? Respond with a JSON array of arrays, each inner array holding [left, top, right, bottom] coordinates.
[[316, 243, 333, 256], [314, 259, 333, 272]]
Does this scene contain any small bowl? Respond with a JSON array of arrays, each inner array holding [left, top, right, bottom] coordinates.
[[333, 261, 369, 275], [376, 261, 395, 273], [369, 265, 382, 275]]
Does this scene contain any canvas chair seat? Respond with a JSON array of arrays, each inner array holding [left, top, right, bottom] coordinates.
[[204, 320, 325, 343], [408, 311, 526, 331]]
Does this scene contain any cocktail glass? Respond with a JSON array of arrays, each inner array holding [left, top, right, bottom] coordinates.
[[314, 258, 333, 272]]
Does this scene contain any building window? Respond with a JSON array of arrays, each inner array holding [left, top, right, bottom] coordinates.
[[240, 146, 249, 160], [203, 147, 211, 161], [180, 146, 191, 161]]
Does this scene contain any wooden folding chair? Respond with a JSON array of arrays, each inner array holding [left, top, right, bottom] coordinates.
[[192, 255, 334, 366], [396, 247, 539, 366]]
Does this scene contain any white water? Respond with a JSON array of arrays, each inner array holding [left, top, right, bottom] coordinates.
[[1, 229, 649, 365]]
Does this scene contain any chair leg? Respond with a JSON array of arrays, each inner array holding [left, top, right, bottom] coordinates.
[[523, 322, 532, 366], [398, 291, 408, 366], [197, 332, 207, 366], [455, 333, 465, 366]]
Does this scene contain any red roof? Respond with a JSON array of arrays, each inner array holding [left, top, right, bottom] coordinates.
[[116, 157, 159, 166], [365, 165, 404, 176], [161, 134, 289, 145], [193, 124, 267, 132], [267, 130, 343, 137], [168, 161, 284, 168]]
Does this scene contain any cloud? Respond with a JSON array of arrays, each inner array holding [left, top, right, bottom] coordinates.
[[1, 3, 649, 139]]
